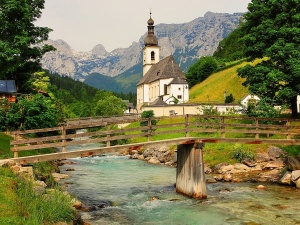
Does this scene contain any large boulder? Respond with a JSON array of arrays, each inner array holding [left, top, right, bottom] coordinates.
[[285, 156, 300, 171], [267, 146, 287, 160], [255, 153, 270, 163], [279, 171, 292, 185], [148, 157, 161, 164], [296, 179, 300, 189], [291, 170, 300, 182], [263, 160, 285, 169], [217, 165, 234, 174], [232, 163, 250, 173], [0, 159, 16, 167]]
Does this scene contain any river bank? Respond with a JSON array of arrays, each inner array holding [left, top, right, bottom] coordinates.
[[58, 154, 300, 225], [52, 144, 300, 224], [129, 145, 300, 188]]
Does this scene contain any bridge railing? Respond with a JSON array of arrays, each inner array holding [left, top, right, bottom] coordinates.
[[10, 115, 300, 158]]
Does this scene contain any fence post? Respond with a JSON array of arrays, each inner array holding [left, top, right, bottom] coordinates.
[[13, 131, 18, 158], [255, 118, 259, 139], [62, 126, 67, 152], [147, 117, 152, 142], [221, 116, 225, 138], [106, 124, 111, 147], [286, 119, 291, 140], [185, 114, 190, 137]]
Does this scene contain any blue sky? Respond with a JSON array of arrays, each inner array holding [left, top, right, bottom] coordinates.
[[36, 0, 251, 52]]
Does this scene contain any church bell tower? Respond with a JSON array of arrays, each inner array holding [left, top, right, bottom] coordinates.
[[143, 12, 160, 76]]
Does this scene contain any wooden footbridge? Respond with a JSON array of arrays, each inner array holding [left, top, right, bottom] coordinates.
[[6, 114, 300, 199]]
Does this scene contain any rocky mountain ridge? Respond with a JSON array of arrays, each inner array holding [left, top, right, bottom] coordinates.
[[41, 12, 243, 84]]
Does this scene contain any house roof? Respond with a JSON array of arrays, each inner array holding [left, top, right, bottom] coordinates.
[[0, 80, 16, 93], [149, 96, 168, 106], [137, 55, 188, 85]]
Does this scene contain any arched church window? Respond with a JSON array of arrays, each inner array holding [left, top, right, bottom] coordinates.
[[151, 51, 155, 60]]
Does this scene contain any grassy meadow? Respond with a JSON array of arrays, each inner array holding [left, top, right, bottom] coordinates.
[[189, 59, 265, 103]]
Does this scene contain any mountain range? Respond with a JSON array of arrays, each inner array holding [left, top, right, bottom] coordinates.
[[41, 12, 244, 93]]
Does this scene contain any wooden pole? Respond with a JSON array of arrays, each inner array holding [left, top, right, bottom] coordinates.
[[147, 118, 152, 142], [185, 114, 190, 137], [176, 140, 207, 199], [13, 131, 18, 158], [221, 116, 225, 138], [106, 124, 111, 147], [62, 126, 67, 153], [286, 120, 291, 140], [255, 118, 259, 139]]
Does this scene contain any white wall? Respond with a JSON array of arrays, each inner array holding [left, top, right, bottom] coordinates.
[[143, 46, 160, 75], [142, 104, 242, 117]]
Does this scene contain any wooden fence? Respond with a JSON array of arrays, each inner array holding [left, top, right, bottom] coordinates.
[[10, 115, 300, 158]]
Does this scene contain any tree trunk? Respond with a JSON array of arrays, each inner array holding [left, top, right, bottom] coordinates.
[[291, 96, 298, 118]]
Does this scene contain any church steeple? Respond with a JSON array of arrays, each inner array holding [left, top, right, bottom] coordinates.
[[144, 11, 158, 46], [143, 11, 160, 76]]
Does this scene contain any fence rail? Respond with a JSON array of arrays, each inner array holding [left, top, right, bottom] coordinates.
[[10, 115, 300, 158]]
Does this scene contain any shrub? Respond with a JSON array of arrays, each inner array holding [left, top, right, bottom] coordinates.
[[140, 110, 157, 128], [232, 144, 254, 162], [225, 93, 235, 103]]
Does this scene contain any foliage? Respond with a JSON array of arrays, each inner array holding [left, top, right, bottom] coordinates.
[[213, 25, 246, 62], [93, 95, 127, 116], [48, 72, 135, 118], [0, 0, 55, 92], [1, 94, 61, 131], [197, 104, 220, 116], [232, 144, 254, 162], [281, 145, 300, 158], [31, 71, 51, 93], [186, 56, 219, 87], [140, 110, 157, 128], [238, 0, 300, 117], [197, 104, 221, 124], [225, 93, 235, 103], [246, 98, 281, 118]]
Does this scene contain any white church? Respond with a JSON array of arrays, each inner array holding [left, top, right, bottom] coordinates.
[[136, 14, 189, 111]]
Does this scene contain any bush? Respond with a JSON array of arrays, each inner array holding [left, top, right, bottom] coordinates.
[[140, 110, 157, 128], [232, 144, 254, 162], [225, 93, 235, 103], [246, 99, 282, 119]]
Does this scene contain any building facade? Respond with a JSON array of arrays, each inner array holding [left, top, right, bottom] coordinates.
[[137, 14, 189, 111]]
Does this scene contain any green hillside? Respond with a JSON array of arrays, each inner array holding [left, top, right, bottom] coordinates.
[[189, 61, 252, 103], [114, 64, 142, 93], [84, 72, 123, 92]]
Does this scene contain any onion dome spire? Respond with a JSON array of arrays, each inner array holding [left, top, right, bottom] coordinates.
[[144, 11, 158, 46]]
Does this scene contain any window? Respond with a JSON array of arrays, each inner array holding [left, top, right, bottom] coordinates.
[[177, 95, 182, 99], [178, 88, 181, 91], [164, 84, 167, 95], [151, 51, 155, 60]]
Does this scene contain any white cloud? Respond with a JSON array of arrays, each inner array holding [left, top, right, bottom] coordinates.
[[36, 0, 251, 52]]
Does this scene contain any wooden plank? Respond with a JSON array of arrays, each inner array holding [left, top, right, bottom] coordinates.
[[11, 126, 62, 135], [7, 138, 198, 164], [11, 135, 63, 145], [11, 142, 64, 151]]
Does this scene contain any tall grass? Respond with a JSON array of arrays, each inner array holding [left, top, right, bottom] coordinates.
[[17, 181, 75, 225], [0, 167, 75, 225], [0, 133, 76, 224]]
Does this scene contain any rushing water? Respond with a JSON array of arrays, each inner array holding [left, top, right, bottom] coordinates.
[[59, 155, 300, 225]]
